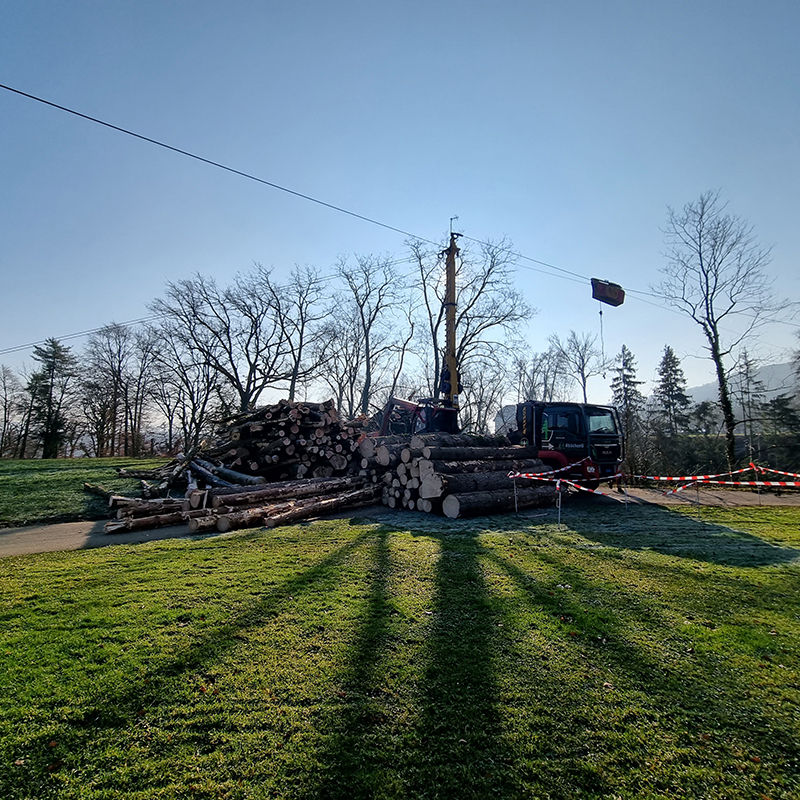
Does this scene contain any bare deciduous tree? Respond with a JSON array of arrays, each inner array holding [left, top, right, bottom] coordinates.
[[513, 345, 571, 403], [148, 323, 224, 452], [654, 191, 791, 469], [409, 237, 533, 402], [82, 324, 156, 456], [333, 255, 407, 416], [548, 330, 607, 403], [459, 353, 511, 434], [150, 271, 293, 412], [253, 264, 329, 401], [0, 365, 22, 457]]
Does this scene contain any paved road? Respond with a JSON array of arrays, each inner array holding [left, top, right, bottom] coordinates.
[[0, 519, 199, 558], [1, 489, 795, 559]]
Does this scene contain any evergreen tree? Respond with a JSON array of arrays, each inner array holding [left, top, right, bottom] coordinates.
[[653, 345, 691, 434], [611, 345, 645, 472], [26, 339, 79, 459], [731, 349, 767, 442], [611, 345, 644, 416]]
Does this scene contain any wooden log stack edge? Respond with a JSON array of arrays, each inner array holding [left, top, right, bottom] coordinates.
[[89, 401, 559, 534]]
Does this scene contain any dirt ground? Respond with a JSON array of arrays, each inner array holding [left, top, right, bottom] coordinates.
[[1, 487, 797, 560], [607, 485, 800, 508]]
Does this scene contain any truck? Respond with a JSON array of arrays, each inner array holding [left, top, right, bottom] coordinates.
[[375, 396, 624, 489], [511, 401, 624, 488], [372, 232, 625, 488]]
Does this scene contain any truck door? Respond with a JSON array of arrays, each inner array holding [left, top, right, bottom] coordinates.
[[541, 406, 589, 460]]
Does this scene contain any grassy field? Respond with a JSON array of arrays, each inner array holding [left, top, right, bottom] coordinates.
[[1, 492, 798, 799], [0, 458, 170, 527]]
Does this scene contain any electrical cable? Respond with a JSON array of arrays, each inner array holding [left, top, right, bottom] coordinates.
[[2, 82, 796, 357], [0, 83, 439, 248], [0, 315, 166, 356]]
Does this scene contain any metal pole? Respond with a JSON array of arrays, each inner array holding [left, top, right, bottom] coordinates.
[[443, 232, 461, 410]]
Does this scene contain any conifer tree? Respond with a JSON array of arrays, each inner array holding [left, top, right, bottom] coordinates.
[[611, 345, 645, 472], [25, 339, 79, 459], [653, 345, 691, 434]]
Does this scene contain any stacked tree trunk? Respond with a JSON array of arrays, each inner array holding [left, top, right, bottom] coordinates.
[[97, 399, 381, 534], [116, 399, 371, 494], [101, 476, 380, 534], [204, 399, 368, 481], [94, 401, 557, 535], [368, 433, 557, 518]]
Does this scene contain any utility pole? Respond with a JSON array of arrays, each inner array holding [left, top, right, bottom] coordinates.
[[441, 231, 462, 409]]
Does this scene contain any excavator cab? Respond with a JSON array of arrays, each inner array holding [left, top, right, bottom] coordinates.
[[377, 398, 460, 437]]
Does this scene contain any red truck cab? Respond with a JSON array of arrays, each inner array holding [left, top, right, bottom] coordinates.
[[513, 401, 624, 488]]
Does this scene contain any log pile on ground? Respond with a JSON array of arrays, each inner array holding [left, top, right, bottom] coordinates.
[[364, 432, 557, 518], [85, 400, 557, 534], [87, 399, 381, 534]]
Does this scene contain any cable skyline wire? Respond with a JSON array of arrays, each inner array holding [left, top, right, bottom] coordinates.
[[2, 81, 795, 364], [0, 82, 606, 288]]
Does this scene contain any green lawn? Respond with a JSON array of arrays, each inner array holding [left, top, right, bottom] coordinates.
[[0, 458, 170, 527], [1, 499, 798, 798]]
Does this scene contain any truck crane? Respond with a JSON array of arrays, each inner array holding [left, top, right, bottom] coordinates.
[[374, 231, 625, 488]]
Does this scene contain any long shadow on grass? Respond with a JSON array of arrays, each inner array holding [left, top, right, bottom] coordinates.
[[480, 542, 800, 792], [307, 525, 514, 800], [310, 526, 396, 798], [563, 497, 800, 566], [3, 528, 377, 798], [405, 529, 515, 798]]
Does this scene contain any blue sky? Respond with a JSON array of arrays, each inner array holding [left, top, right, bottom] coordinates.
[[1, 0, 798, 401]]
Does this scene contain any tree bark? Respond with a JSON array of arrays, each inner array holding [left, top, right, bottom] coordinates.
[[421, 468, 548, 499], [421, 445, 539, 461], [417, 458, 545, 477], [442, 485, 556, 519]]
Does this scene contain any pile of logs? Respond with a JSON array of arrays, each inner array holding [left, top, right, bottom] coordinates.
[[96, 476, 380, 535], [203, 398, 369, 481], [363, 432, 557, 518], [86, 400, 558, 534]]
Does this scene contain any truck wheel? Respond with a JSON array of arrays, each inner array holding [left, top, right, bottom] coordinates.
[[583, 480, 600, 491]]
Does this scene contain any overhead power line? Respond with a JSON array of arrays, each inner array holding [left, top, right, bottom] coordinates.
[[9, 80, 789, 361], [0, 82, 436, 246], [0, 82, 604, 286], [0, 315, 165, 356]]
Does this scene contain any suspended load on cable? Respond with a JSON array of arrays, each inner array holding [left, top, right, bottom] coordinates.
[[591, 278, 625, 307]]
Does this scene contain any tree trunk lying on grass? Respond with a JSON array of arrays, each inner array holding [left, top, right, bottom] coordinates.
[[192, 457, 266, 486], [441, 485, 557, 519], [420, 446, 540, 461], [417, 458, 545, 477], [207, 476, 364, 509], [409, 433, 511, 450], [89, 402, 559, 531], [188, 486, 381, 534], [104, 508, 223, 533], [420, 469, 549, 499]]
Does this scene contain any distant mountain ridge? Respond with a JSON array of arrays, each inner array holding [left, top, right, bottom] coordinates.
[[687, 362, 796, 405]]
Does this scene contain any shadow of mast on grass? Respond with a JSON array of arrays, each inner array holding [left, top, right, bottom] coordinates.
[[311, 524, 513, 800], [5, 528, 378, 799]]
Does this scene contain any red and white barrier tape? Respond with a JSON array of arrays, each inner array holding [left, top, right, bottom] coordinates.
[[558, 479, 615, 497], [508, 457, 589, 480], [690, 479, 800, 488], [510, 461, 800, 496], [749, 465, 800, 480]]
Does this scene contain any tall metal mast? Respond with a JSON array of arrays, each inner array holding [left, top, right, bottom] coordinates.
[[442, 231, 462, 409]]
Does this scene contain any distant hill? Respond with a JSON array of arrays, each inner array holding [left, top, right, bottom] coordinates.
[[687, 362, 796, 405]]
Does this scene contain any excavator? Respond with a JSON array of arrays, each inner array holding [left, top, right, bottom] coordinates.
[[374, 232, 625, 487]]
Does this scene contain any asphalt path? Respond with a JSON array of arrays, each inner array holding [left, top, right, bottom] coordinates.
[[0, 519, 198, 558], [0, 489, 795, 559]]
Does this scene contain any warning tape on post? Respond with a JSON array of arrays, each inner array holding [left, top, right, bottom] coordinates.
[[509, 461, 800, 497]]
